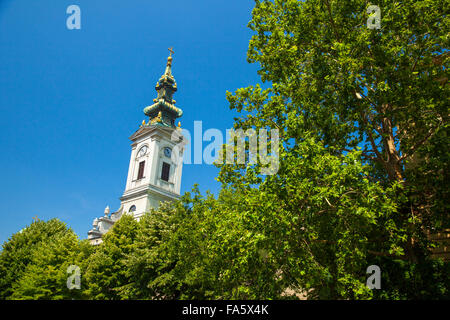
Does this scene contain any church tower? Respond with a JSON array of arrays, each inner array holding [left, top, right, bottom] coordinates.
[[88, 49, 185, 245]]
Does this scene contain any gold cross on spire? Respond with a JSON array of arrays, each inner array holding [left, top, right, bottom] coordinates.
[[168, 47, 174, 57]]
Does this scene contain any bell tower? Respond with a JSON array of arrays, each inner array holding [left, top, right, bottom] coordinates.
[[88, 49, 185, 245]]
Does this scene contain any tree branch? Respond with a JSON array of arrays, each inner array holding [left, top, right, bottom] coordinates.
[[359, 111, 385, 165], [398, 124, 441, 163], [323, 0, 341, 43]]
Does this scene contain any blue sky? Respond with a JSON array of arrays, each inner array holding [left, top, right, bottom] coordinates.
[[0, 0, 261, 244]]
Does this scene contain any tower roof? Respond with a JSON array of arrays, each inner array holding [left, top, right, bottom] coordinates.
[[143, 48, 183, 128]]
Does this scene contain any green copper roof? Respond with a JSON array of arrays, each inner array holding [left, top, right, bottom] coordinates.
[[143, 51, 183, 128], [143, 99, 183, 118]]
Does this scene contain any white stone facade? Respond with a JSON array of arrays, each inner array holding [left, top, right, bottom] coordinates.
[[88, 125, 184, 245], [88, 51, 184, 245]]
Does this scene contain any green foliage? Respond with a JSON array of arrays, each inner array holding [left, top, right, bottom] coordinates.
[[10, 235, 92, 300], [0, 219, 70, 299], [83, 213, 139, 299], [371, 257, 450, 299], [0, 219, 93, 300], [213, 0, 449, 298], [122, 201, 185, 299]]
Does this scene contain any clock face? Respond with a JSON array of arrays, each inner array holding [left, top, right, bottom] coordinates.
[[138, 146, 148, 157], [164, 147, 172, 158]]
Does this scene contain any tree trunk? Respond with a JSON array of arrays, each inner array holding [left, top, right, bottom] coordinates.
[[381, 108, 403, 182]]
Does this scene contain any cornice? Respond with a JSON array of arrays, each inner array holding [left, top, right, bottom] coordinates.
[[120, 183, 180, 202], [129, 125, 177, 142]]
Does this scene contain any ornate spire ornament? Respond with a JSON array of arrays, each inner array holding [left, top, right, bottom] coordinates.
[[143, 48, 183, 128], [150, 111, 163, 125]]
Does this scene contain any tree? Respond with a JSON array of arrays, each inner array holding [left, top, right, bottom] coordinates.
[[83, 213, 139, 299], [0, 218, 71, 299], [123, 188, 224, 299], [124, 186, 279, 299], [215, 0, 448, 298], [123, 201, 185, 299], [9, 232, 93, 300]]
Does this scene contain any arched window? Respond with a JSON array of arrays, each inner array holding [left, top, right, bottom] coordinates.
[[161, 162, 170, 182], [137, 161, 145, 180], [129, 205, 136, 212], [159, 145, 176, 184]]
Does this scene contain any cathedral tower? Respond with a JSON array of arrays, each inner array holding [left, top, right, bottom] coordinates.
[[88, 50, 185, 245]]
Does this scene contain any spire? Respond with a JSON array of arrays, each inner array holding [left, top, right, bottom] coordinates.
[[164, 47, 174, 77], [143, 48, 183, 128]]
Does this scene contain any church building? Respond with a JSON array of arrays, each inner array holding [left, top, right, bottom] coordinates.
[[88, 50, 185, 245]]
